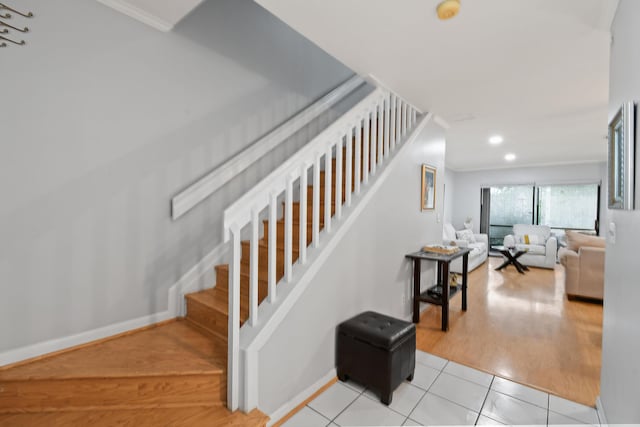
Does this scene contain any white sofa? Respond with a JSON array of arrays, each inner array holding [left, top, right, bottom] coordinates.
[[442, 223, 488, 274], [503, 224, 558, 269]]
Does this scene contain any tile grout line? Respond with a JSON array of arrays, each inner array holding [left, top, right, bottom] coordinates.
[[302, 405, 332, 426], [327, 382, 365, 425], [474, 375, 495, 425], [546, 393, 550, 426], [402, 360, 449, 424]]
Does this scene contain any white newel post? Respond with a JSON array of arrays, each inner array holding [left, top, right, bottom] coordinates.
[[249, 209, 259, 326], [324, 146, 333, 233], [335, 137, 343, 220], [312, 153, 321, 248], [299, 164, 308, 265], [345, 128, 353, 206], [228, 223, 241, 411], [362, 112, 370, 185], [284, 175, 294, 282]]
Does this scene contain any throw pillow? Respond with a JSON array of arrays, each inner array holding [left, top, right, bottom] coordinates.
[[456, 229, 476, 243], [517, 234, 543, 245], [565, 230, 605, 252]]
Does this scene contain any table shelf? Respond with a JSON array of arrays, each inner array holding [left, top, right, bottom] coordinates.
[[418, 284, 461, 306]]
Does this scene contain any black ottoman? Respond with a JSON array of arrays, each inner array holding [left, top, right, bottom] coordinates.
[[336, 311, 416, 405]]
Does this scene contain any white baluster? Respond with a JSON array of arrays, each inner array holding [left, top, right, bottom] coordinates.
[[402, 101, 407, 137], [267, 192, 277, 303], [384, 96, 391, 160], [335, 137, 343, 220], [227, 222, 241, 411], [412, 109, 417, 126], [378, 102, 385, 166], [345, 129, 353, 206], [313, 153, 321, 248], [299, 164, 308, 265], [408, 107, 413, 129], [249, 208, 259, 326], [389, 94, 396, 151], [284, 175, 293, 282], [354, 120, 362, 194], [396, 96, 402, 144], [363, 112, 370, 185], [370, 108, 377, 175], [325, 146, 333, 233]]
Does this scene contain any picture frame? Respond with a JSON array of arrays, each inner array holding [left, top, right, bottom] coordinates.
[[421, 164, 436, 210], [608, 101, 636, 210]]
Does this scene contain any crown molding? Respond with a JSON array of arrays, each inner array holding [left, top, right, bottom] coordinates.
[[97, 0, 173, 32]]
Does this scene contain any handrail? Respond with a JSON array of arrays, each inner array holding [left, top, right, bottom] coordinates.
[[222, 87, 386, 239], [171, 74, 365, 220], [222, 84, 420, 411]]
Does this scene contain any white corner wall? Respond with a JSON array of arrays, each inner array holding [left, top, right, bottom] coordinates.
[[444, 168, 456, 225], [256, 121, 446, 416], [599, 0, 640, 422], [448, 163, 607, 235]]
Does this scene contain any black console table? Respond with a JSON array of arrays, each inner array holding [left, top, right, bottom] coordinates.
[[405, 248, 471, 331]]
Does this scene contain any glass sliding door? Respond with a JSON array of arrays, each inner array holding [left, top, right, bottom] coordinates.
[[488, 185, 534, 247], [537, 184, 600, 233]]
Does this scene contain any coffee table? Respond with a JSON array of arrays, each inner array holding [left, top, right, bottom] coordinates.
[[493, 246, 529, 274]]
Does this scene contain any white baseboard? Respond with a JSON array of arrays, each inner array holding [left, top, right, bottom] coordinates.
[[267, 368, 337, 427], [596, 396, 608, 427], [0, 242, 228, 367]]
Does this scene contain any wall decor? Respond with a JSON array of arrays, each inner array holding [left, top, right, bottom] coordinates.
[[0, 2, 33, 48], [421, 164, 436, 210], [608, 101, 636, 210]]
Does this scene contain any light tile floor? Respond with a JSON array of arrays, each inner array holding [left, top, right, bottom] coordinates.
[[282, 350, 601, 426]]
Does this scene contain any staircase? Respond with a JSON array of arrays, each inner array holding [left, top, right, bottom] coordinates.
[[0, 86, 420, 424]]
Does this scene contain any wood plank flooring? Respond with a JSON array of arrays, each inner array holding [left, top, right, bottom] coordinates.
[[416, 256, 603, 407]]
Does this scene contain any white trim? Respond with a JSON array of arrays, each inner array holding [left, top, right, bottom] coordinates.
[[596, 396, 608, 427], [239, 115, 432, 411], [0, 241, 228, 367], [267, 368, 337, 427], [433, 114, 450, 130], [171, 75, 365, 220], [447, 159, 606, 173], [97, 0, 174, 32]]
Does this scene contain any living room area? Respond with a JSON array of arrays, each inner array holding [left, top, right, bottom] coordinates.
[[423, 160, 608, 408]]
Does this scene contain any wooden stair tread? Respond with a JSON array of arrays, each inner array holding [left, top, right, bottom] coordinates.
[[0, 406, 268, 427], [0, 320, 225, 381], [186, 289, 233, 316]]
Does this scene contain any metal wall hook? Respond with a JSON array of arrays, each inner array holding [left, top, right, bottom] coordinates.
[[0, 20, 27, 32], [0, 3, 32, 18], [0, 34, 24, 45], [0, 42, 6, 47], [0, 28, 6, 33], [0, 12, 9, 19]]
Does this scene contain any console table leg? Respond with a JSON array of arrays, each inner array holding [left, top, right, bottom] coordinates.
[[413, 259, 421, 323], [441, 261, 449, 331], [462, 254, 468, 311]]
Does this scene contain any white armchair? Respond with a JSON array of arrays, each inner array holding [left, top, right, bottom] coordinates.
[[503, 224, 557, 269], [442, 223, 488, 273]]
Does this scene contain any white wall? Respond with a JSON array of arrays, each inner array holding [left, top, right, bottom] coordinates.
[[0, 0, 361, 354], [256, 121, 446, 415], [444, 168, 456, 224], [448, 163, 607, 235], [599, 0, 640, 422]]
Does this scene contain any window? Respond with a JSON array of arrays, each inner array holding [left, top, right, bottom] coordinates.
[[537, 184, 599, 231], [481, 183, 600, 247]]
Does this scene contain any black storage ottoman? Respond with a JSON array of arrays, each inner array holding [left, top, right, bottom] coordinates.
[[336, 311, 416, 405]]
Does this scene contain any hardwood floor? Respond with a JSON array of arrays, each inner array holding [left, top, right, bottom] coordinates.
[[416, 256, 603, 407]]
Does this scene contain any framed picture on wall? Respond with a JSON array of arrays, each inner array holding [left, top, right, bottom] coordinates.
[[608, 101, 636, 210], [421, 164, 436, 210]]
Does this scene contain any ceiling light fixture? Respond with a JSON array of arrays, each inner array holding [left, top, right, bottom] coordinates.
[[437, 0, 460, 20], [489, 135, 503, 145], [504, 153, 516, 161]]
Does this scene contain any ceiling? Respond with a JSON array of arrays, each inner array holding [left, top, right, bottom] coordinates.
[[254, 0, 616, 171], [97, 0, 203, 31]]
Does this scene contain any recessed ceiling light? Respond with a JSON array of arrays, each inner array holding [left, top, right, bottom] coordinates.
[[489, 135, 503, 145], [504, 153, 516, 161]]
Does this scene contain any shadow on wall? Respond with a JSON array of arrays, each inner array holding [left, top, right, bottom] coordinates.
[[174, 0, 352, 98]]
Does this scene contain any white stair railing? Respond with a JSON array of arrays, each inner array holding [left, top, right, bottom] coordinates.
[[222, 86, 419, 411]]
